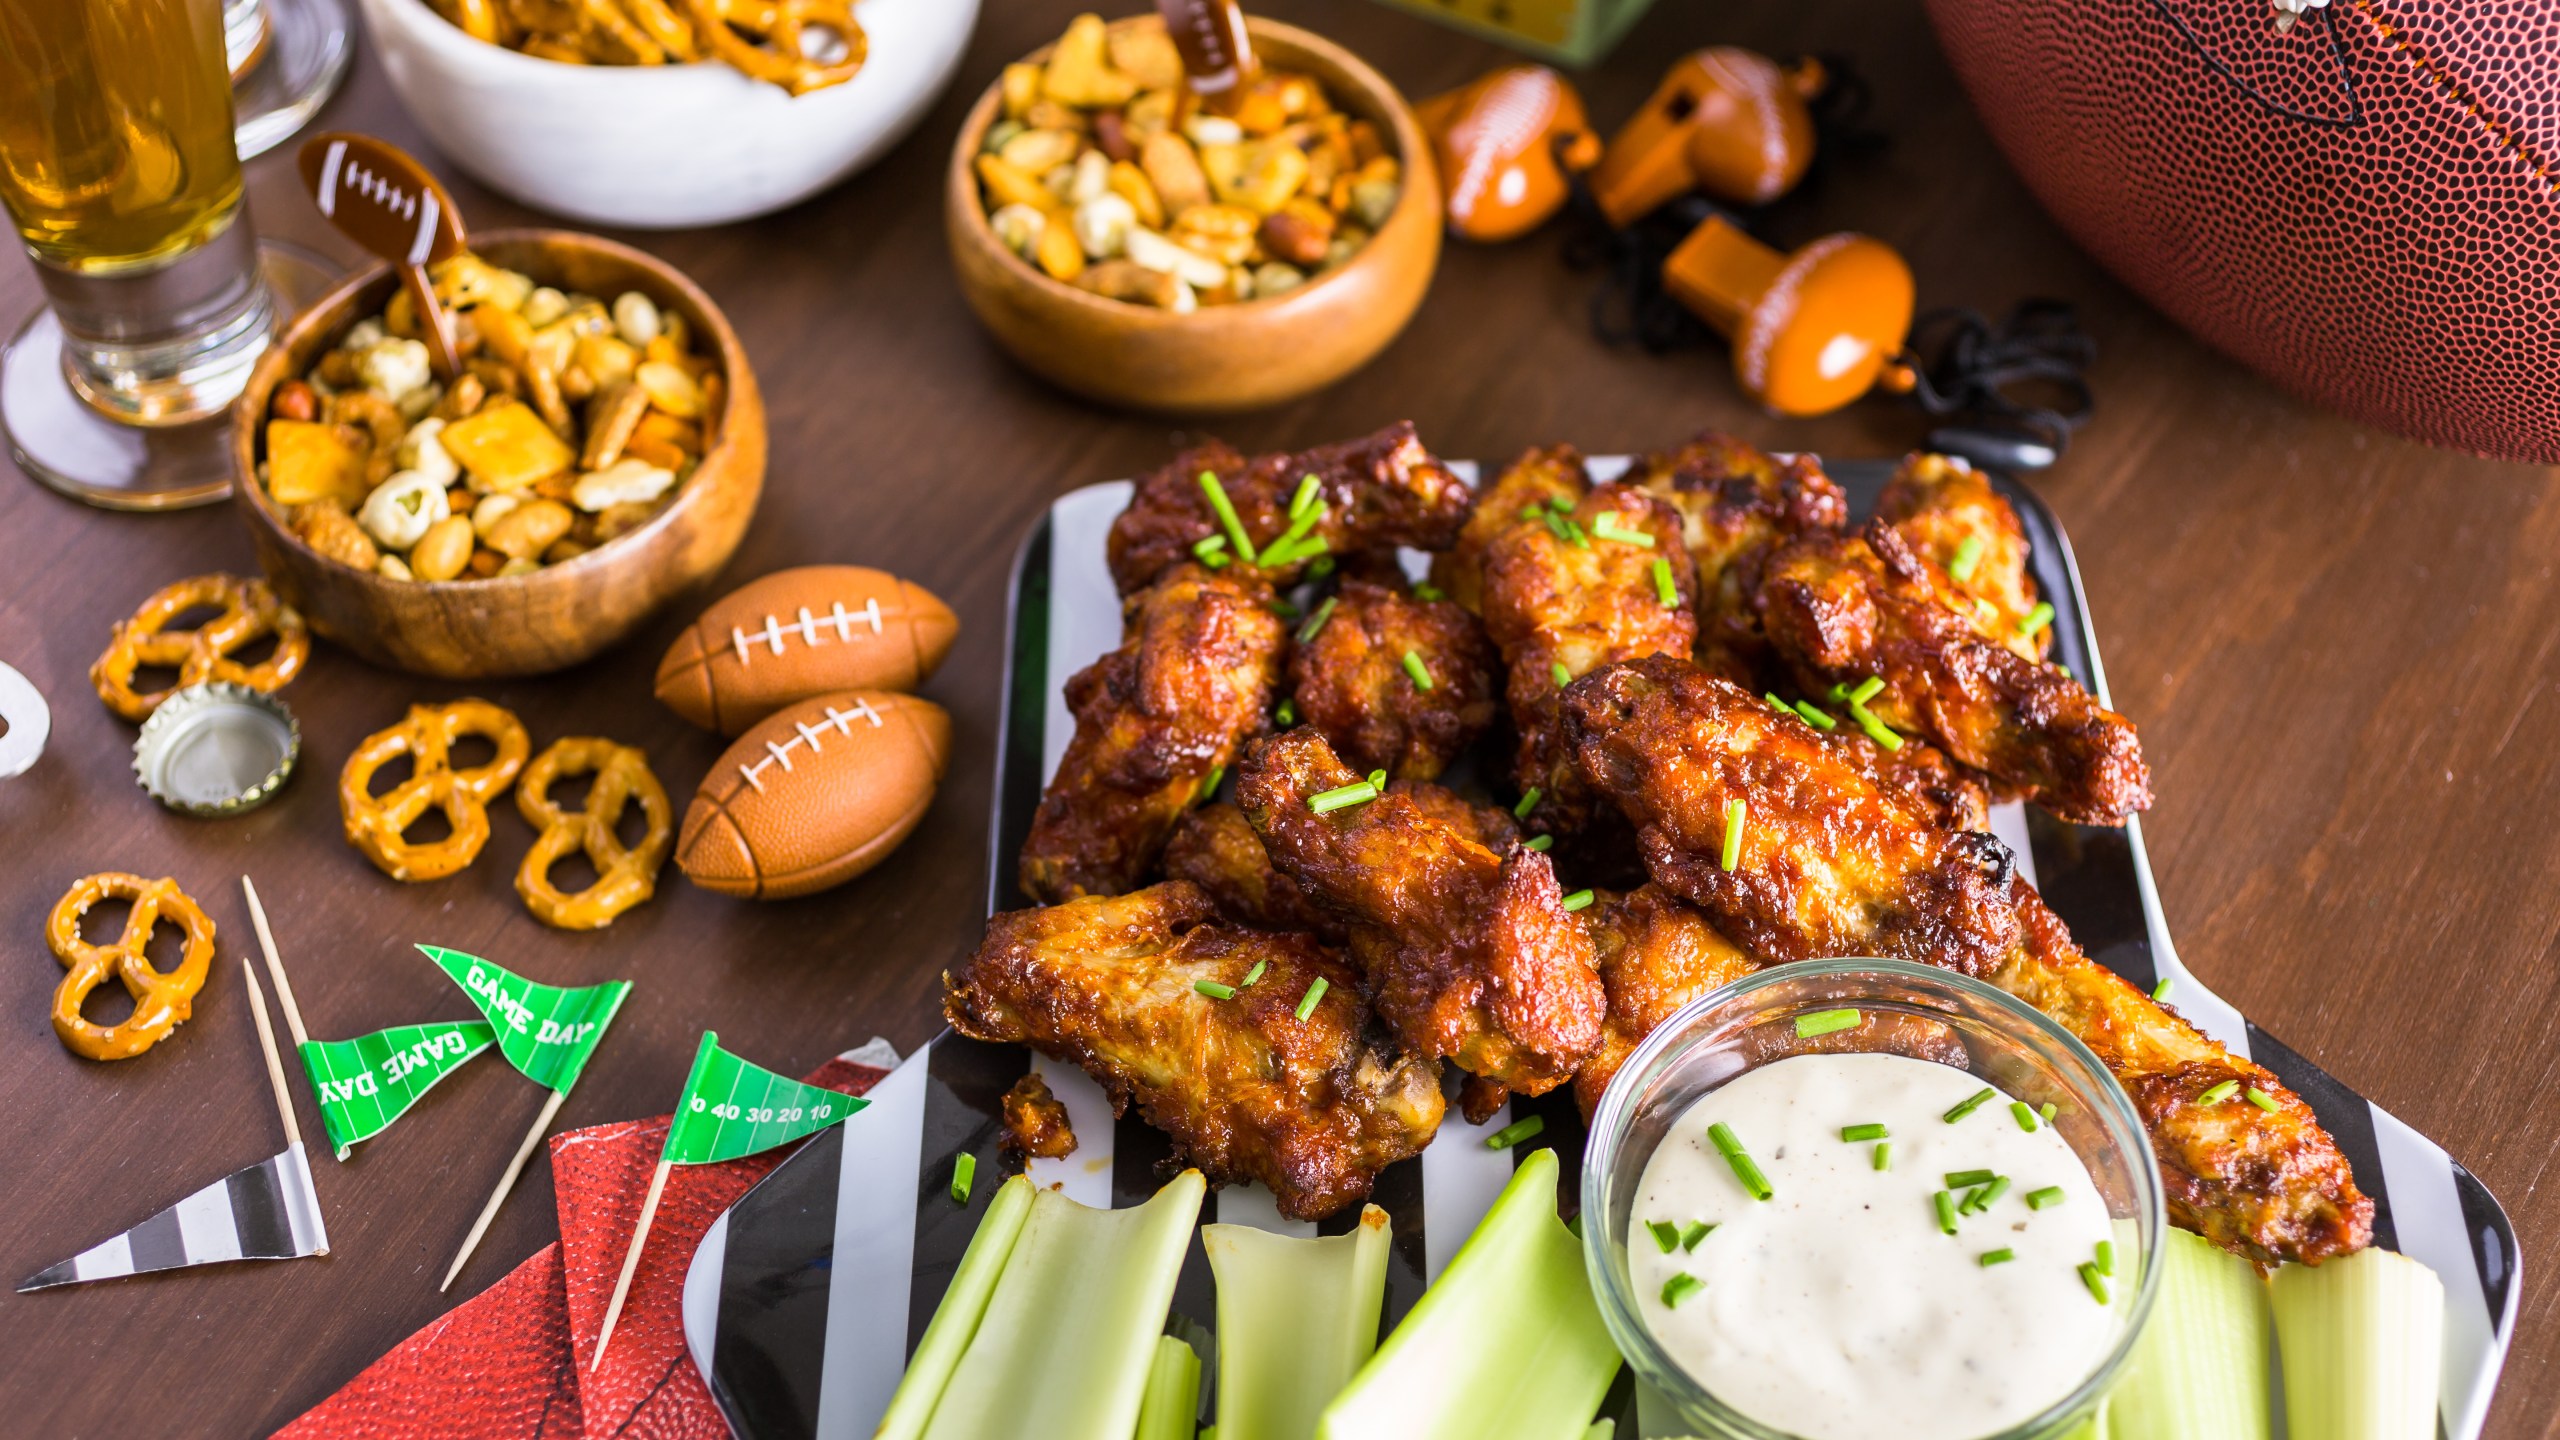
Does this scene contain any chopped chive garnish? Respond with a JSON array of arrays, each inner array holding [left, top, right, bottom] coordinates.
[[1849, 676, 1886, 705], [1944, 1088, 1996, 1123], [1948, 534, 1984, 583], [2095, 1239, 2115, 1276], [1484, 1114, 1546, 1150], [1793, 699, 1838, 729], [1289, 474, 1321, 520], [1827, 681, 1852, 703], [1308, 556, 1334, 579], [1197, 765, 1225, 800], [1590, 511, 1656, 547], [1647, 1219, 1682, 1253], [1972, 1176, 2012, 1210], [2078, 1262, 2111, 1305], [1563, 519, 1590, 549], [1514, 787, 1542, 819], [1979, 1247, 2016, 1267], [1934, 1190, 1958, 1234], [2152, 976, 2172, 1001], [1680, 1221, 1714, 1251], [2246, 1087, 2279, 1112], [1841, 1122, 1890, 1142], [1519, 504, 1543, 521], [2197, 1080, 2241, 1106], [1524, 834, 1553, 851], [1660, 1273, 1705, 1309], [1196, 548, 1229, 569], [1562, 888, 1596, 912], [2040, 1102, 2058, 1124], [951, 1152, 976, 1204], [1944, 1169, 1998, 1190], [1267, 596, 1301, 620], [1193, 534, 1229, 557], [1651, 557, 1678, 607], [1275, 699, 1297, 727], [1260, 534, 1331, 569], [1873, 1142, 1892, 1170], [1308, 781, 1379, 814], [1851, 702, 1904, 752], [1240, 960, 1267, 987], [2026, 1186, 2066, 1210], [1295, 977, 1328, 1020], [1720, 798, 1746, 872], [1543, 510, 1571, 541], [1195, 979, 1238, 1000], [1199, 471, 1257, 565], [2056, 661, 2072, 679], [1551, 661, 1573, 687], [2018, 602, 2056, 638], [1766, 692, 1793, 713], [1549, 493, 1574, 512], [1413, 582, 1444, 602], [2012, 1101, 2039, 1132], [1297, 596, 1337, 643], [1401, 649, 1435, 690], [1368, 769, 1387, 788], [1706, 1122, 1773, 1201], [1795, 1007, 1861, 1039], [1958, 1184, 1991, 1216]]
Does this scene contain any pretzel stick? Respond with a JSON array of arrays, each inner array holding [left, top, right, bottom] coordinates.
[[440, 1087, 570, 1292], [240, 876, 311, 1049], [591, 1157, 672, 1370], [242, 963, 305, 1154]]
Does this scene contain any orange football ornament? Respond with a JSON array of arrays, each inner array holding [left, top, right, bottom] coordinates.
[[1415, 66, 1600, 243], [1589, 49, 1825, 227], [655, 566, 958, 736], [676, 690, 949, 900], [1661, 215, 1914, 418]]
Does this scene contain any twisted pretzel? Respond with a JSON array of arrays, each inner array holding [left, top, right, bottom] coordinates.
[[683, 0, 866, 95], [47, 874, 216, 1062], [91, 574, 310, 722], [340, 700, 531, 881], [515, 737, 672, 929]]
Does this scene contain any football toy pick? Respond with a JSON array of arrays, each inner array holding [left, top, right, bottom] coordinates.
[[296, 133, 467, 378]]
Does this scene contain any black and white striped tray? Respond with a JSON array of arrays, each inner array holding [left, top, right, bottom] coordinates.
[[684, 459, 2519, 1440]]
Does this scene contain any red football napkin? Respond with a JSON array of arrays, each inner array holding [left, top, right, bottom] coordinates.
[[274, 1244, 582, 1440]]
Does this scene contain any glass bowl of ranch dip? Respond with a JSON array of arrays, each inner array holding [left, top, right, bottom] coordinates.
[[1581, 958, 2163, 1440]]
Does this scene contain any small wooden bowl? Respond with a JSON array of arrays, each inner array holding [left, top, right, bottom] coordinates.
[[946, 17, 1442, 415], [232, 230, 766, 679]]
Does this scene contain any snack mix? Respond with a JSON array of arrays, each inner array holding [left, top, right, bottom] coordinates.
[[261, 255, 719, 583], [975, 12, 1403, 311], [423, 0, 867, 95]]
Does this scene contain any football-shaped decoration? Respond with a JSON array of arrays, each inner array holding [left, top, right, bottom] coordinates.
[[1923, 0, 2560, 462], [677, 690, 950, 900], [655, 566, 959, 736]]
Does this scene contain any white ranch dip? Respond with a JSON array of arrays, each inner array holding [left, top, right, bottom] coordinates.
[[1629, 1052, 2120, 1440]]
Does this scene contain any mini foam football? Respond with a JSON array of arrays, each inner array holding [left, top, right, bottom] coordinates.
[[656, 566, 958, 736], [677, 690, 949, 900]]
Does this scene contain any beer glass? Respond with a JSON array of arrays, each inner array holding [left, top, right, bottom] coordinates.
[[226, 0, 352, 161]]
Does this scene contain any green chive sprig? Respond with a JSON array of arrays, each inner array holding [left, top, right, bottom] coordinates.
[[951, 1152, 976, 1204], [1551, 661, 1573, 687], [1849, 676, 1886, 705], [1934, 1190, 1959, 1235], [1199, 471, 1256, 564], [2246, 1087, 2280, 1112], [2018, 602, 2056, 638], [1484, 1115, 1546, 1150], [1513, 787, 1542, 819], [1873, 1143, 1892, 1171], [1948, 534, 1984, 583], [1707, 1121, 1773, 1201], [1841, 1122, 1889, 1142], [2197, 1080, 2241, 1106], [1944, 1169, 1997, 1190], [2012, 1101, 2040, 1132], [1561, 889, 1595, 912], [1660, 1273, 1704, 1309], [1275, 699, 1297, 727], [1793, 699, 1837, 729], [1720, 799, 1746, 872], [1944, 1087, 1996, 1123], [1591, 511, 1656, 547], [1979, 1248, 2016, 1267], [1192, 534, 1230, 568], [1680, 1221, 1714, 1252], [2026, 1186, 2066, 1211], [1308, 780, 1380, 814], [1794, 1007, 1860, 1039], [2152, 977, 2173, 1001], [1402, 650, 1434, 690], [1651, 557, 1678, 607], [2078, 1262, 2111, 1305], [1647, 1219, 1682, 1254], [1297, 596, 1337, 643], [1240, 960, 1267, 988], [1295, 978, 1328, 1020], [1524, 834, 1552, 852], [1195, 979, 1238, 1000]]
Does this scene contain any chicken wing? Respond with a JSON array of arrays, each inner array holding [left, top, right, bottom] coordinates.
[[1107, 422, 1474, 595], [1874, 452, 2048, 661], [1480, 481, 1698, 836], [1624, 431, 1849, 680], [1562, 657, 2372, 1264], [948, 882, 1445, 1220], [1289, 578, 1500, 781], [1238, 729, 1604, 1095], [1166, 782, 1521, 940], [1018, 563, 1287, 903], [1571, 884, 1755, 1116], [1757, 519, 2151, 824], [1427, 444, 1590, 615]]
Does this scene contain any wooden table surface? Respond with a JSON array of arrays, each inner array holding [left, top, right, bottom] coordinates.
[[1, 0, 2551, 1434]]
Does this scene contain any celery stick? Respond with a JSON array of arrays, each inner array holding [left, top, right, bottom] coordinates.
[[1204, 1204, 1391, 1440], [1315, 1150, 1620, 1440], [876, 1174, 1035, 1440], [2110, 1227, 2271, 1440], [914, 1169, 1207, 1440], [2269, 1247, 2444, 1440], [1134, 1334, 1203, 1440]]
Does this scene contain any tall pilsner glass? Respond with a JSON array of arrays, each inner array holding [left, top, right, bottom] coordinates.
[[0, 0, 279, 506]]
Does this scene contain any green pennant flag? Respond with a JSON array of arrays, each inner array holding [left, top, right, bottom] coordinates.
[[421, 945, 632, 1094], [299, 1021, 499, 1159], [662, 1031, 866, 1165]]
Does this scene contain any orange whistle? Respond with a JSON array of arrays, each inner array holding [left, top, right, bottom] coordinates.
[[1663, 215, 1913, 417], [1415, 66, 1602, 243], [1590, 49, 1825, 228]]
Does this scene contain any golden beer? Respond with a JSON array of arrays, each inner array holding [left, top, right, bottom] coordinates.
[[0, 0, 245, 272]]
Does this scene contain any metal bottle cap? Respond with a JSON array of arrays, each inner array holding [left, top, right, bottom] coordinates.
[[133, 682, 300, 816]]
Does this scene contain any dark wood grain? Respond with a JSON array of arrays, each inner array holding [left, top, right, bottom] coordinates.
[[0, 2, 2551, 1436]]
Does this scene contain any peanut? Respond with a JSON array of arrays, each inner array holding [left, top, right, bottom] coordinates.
[[483, 497, 575, 561], [411, 515, 476, 581]]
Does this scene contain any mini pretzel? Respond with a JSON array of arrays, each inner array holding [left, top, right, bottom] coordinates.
[[340, 700, 531, 881], [47, 874, 216, 1062], [515, 737, 672, 929], [92, 574, 311, 722], [684, 0, 867, 96]]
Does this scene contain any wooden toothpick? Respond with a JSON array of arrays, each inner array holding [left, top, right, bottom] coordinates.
[[243, 963, 305, 1155], [241, 876, 311, 1049], [440, 1087, 570, 1292], [590, 1157, 673, 1371]]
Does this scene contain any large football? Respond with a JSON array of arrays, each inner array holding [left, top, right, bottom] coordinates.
[[655, 566, 959, 736], [1923, 0, 2560, 463], [677, 689, 950, 900]]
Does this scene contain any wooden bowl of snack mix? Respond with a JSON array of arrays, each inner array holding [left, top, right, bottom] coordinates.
[[231, 229, 765, 679], [946, 13, 1440, 414]]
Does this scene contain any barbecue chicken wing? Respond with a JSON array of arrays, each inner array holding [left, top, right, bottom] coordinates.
[[1562, 657, 2372, 1264], [1874, 452, 2049, 662], [1480, 481, 1698, 837], [1625, 431, 1849, 679], [1757, 519, 2151, 824], [1289, 579, 1500, 781], [1107, 422, 1473, 595], [1238, 730, 1603, 1095], [1428, 444, 1590, 615], [1571, 884, 1755, 1116], [949, 883, 1444, 1220], [1167, 783, 1522, 940], [1019, 563, 1287, 903]]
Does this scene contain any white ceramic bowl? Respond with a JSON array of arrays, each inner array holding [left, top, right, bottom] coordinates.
[[360, 0, 977, 228]]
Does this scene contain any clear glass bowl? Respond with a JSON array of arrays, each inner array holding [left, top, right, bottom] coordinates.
[[1580, 958, 2164, 1440]]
